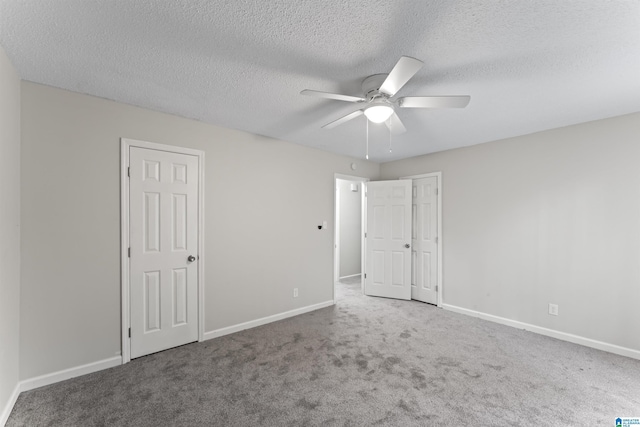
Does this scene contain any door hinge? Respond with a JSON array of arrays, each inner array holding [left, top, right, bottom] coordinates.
[[364, 273, 367, 279], [128, 327, 131, 338], [128, 247, 130, 257], [364, 232, 367, 238], [435, 285, 438, 292], [127, 166, 130, 177]]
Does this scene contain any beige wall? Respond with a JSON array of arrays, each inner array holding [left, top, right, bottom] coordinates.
[[381, 113, 640, 351], [15, 76, 640, 385], [20, 82, 379, 380], [0, 45, 21, 421]]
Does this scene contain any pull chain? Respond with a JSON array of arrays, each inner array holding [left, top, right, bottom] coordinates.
[[388, 119, 392, 153], [365, 118, 369, 160]]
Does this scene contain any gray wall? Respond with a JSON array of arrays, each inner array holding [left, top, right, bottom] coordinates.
[[337, 179, 361, 278], [0, 45, 21, 419], [380, 113, 640, 352], [20, 82, 379, 380]]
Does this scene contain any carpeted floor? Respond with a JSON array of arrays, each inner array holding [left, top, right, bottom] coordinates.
[[7, 277, 640, 426]]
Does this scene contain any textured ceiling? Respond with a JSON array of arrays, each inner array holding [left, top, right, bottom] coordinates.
[[1, 1, 639, 162]]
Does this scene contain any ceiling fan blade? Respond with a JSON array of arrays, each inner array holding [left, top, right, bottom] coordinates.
[[322, 110, 364, 129], [379, 56, 424, 97], [301, 89, 365, 103], [398, 95, 471, 109], [386, 112, 406, 134]]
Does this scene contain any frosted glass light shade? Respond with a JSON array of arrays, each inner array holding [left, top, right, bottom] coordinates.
[[364, 105, 393, 123]]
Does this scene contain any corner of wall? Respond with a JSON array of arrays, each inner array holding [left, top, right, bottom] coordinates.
[[0, 42, 21, 426]]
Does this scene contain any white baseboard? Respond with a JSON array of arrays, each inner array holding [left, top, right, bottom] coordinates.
[[204, 300, 335, 341], [442, 304, 640, 361], [20, 356, 122, 393], [338, 273, 361, 280], [1, 356, 122, 426], [0, 383, 21, 427]]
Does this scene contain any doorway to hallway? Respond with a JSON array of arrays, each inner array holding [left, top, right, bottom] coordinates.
[[333, 174, 368, 302]]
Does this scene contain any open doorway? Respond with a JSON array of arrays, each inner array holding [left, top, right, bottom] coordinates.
[[333, 174, 368, 302], [333, 172, 443, 307]]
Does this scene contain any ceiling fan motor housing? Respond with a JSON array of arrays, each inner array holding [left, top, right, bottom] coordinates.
[[362, 74, 391, 103]]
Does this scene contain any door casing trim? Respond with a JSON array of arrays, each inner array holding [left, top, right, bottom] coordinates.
[[120, 138, 205, 364]]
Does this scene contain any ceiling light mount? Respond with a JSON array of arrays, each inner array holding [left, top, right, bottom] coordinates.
[[364, 104, 394, 123], [361, 74, 394, 123]]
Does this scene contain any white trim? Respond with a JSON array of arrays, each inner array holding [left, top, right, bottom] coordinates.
[[400, 173, 442, 179], [400, 172, 443, 307], [20, 356, 123, 393], [333, 174, 369, 303], [338, 273, 361, 280], [334, 184, 340, 284], [120, 138, 205, 364], [1, 383, 20, 427], [442, 304, 640, 360], [203, 300, 335, 341], [361, 181, 367, 294], [120, 140, 130, 363], [334, 173, 369, 181], [197, 148, 205, 343]]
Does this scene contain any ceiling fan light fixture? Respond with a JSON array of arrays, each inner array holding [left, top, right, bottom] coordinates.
[[364, 105, 394, 123]]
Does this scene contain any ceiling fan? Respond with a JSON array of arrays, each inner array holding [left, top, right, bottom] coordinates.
[[301, 56, 470, 134]]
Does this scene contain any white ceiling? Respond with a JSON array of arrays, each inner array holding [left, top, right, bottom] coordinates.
[[1, 1, 639, 162]]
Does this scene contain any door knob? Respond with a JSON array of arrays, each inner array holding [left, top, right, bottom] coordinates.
[[187, 255, 196, 262], [404, 244, 410, 249]]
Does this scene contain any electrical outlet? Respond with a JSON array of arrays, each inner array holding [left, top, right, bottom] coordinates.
[[293, 288, 298, 298], [548, 303, 559, 316]]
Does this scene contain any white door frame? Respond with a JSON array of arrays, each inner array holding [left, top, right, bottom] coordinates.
[[400, 172, 443, 307], [333, 173, 368, 302], [120, 138, 205, 364]]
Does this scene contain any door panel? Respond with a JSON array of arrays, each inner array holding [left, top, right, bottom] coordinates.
[[144, 271, 161, 332], [365, 180, 412, 300], [411, 176, 438, 304], [130, 147, 199, 358]]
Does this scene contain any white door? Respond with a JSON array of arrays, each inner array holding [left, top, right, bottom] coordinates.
[[129, 147, 199, 358], [411, 177, 438, 304], [364, 180, 412, 300]]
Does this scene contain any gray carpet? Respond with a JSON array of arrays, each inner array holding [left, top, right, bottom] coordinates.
[[7, 278, 640, 426]]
